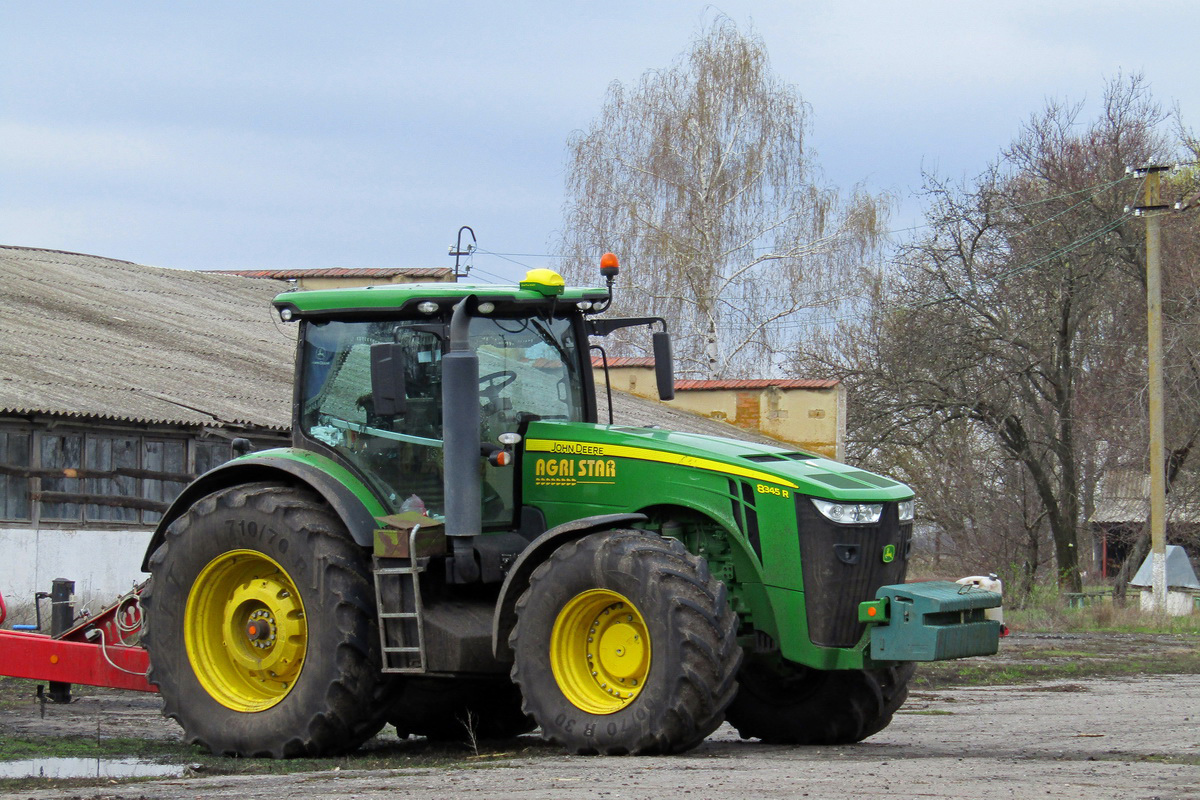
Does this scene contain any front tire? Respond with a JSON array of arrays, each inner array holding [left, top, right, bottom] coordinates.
[[725, 656, 915, 744], [510, 530, 740, 755], [143, 483, 392, 757]]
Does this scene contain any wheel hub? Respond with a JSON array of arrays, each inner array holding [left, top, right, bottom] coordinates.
[[551, 589, 651, 715], [245, 610, 276, 647], [595, 621, 645, 679], [185, 550, 307, 712]]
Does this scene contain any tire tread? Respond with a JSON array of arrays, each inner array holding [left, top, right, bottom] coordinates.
[[510, 530, 741, 755], [143, 482, 393, 758]]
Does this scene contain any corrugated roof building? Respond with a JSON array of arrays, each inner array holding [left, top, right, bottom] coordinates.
[[2, 245, 294, 431], [1089, 467, 1200, 579], [206, 266, 455, 290], [0, 246, 295, 606]]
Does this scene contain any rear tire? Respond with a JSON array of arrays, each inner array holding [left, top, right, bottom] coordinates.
[[143, 482, 393, 757], [510, 530, 741, 755], [726, 656, 914, 745]]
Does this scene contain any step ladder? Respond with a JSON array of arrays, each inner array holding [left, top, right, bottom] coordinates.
[[373, 526, 428, 673]]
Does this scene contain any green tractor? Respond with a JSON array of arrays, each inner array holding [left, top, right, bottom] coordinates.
[[140, 256, 1000, 757]]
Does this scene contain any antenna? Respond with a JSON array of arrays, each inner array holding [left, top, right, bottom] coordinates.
[[449, 226, 477, 278]]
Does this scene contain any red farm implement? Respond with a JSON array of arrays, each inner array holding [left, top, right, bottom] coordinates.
[[0, 581, 156, 695]]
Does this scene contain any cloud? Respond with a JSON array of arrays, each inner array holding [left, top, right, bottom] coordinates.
[[2, 1, 1197, 274]]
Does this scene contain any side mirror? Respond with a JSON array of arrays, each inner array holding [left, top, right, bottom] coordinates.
[[652, 331, 675, 401], [370, 343, 408, 416]]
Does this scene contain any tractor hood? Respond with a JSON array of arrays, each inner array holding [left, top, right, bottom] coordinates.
[[523, 421, 913, 503]]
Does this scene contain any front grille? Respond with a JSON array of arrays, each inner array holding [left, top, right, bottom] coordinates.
[[795, 497, 911, 647]]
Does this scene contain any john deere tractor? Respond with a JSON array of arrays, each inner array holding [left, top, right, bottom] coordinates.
[[140, 256, 1000, 757]]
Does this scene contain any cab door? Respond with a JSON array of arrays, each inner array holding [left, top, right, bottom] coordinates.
[[299, 319, 446, 515]]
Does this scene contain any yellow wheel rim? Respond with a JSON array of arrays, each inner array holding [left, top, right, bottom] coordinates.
[[184, 550, 306, 712], [550, 589, 650, 715]]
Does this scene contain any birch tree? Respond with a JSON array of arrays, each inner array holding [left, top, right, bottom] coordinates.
[[558, 18, 886, 379]]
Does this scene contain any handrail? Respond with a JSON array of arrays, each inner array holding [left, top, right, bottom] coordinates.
[[325, 416, 444, 448]]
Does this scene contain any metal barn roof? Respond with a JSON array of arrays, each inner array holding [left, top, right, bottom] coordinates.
[[1090, 468, 1200, 525], [1129, 545, 1200, 589], [674, 378, 839, 391], [606, 391, 785, 446], [207, 267, 454, 281], [0, 246, 295, 431], [0, 245, 789, 446]]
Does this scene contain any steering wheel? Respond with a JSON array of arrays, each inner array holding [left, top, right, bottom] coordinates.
[[479, 370, 517, 398]]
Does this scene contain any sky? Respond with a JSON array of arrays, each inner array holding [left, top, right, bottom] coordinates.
[[2, 1, 1197, 284]]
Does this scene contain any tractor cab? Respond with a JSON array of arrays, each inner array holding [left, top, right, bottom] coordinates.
[[293, 302, 589, 527], [273, 262, 672, 583]]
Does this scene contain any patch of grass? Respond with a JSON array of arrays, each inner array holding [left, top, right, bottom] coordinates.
[[914, 646, 1200, 689], [186, 735, 556, 777], [0, 730, 555, 793], [0, 735, 201, 794], [1037, 649, 1095, 658], [0, 735, 194, 761], [0, 775, 164, 794], [1006, 591, 1200, 635], [0, 677, 39, 711]]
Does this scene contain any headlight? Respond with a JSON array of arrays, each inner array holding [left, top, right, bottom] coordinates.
[[898, 499, 915, 522], [812, 498, 883, 525]]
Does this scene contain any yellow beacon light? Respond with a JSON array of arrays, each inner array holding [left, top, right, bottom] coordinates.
[[520, 268, 566, 296]]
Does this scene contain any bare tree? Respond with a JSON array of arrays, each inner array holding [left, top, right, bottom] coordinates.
[[808, 75, 1180, 593], [558, 17, 887, 379]]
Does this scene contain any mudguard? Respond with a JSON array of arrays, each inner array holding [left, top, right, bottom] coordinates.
[[140, 450, 385, 571], [490, 512, 648, 661]]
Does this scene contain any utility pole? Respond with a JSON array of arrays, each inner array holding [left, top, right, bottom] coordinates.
[[1130, 164, 1172, 612]]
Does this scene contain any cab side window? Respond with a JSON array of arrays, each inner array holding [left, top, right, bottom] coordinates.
[[300, 321, 445, 516]]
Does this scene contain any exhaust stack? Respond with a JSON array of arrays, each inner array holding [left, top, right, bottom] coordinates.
[[442, 297, 481, 583]]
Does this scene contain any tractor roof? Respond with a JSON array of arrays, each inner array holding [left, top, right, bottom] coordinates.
[[273, 273, 610, 320]]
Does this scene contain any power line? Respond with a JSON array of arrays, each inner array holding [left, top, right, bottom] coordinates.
[[472, 249, 544, 275], [905, 212, 1134, 311], [753, 172, 1174, 331], [460, 265, 511, 284], [475, 251, 561, 259]]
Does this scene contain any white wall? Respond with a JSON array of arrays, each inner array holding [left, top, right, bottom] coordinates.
[[0, 526, 152, 618], [1139, 588, 1198, 617]]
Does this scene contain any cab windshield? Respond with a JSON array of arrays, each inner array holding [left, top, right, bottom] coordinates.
[[298, 314, 585, 520]]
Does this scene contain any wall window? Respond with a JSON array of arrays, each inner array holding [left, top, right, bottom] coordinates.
[[0, 427, 240, 526], [86, 435, 140, 523], [143, 439, 187, 525], [0, 431, 31, 520], [194, 440, 232, 476], [40, 433, 83, 521]]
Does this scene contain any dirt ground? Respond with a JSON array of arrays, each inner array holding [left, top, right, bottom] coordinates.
[[2, 634, 1199, 800]]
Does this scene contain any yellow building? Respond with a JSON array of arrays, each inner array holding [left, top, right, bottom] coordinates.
[[593, 358, 845, 460]]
